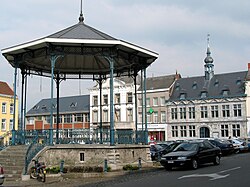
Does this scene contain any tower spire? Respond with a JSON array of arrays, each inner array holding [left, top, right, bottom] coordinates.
[[79, 0, 84, 23], [204, 34, 214, 80]]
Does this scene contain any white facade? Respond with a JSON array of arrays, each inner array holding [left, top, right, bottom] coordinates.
[[89, 78, 140, 131]]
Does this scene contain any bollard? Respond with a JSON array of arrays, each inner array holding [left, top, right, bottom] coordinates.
[[138, 157, 142, 170], [60, 160, 64, 173], [104, 159, 108, 172]]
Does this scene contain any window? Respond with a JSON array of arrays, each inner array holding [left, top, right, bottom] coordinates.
[[211, 105, 219, 118], [70, 102, 77, 108], [103, 110, 108, 122], [93, 111, 98, 122], [84, 114, 89, 122], [9, 119, 13, 130], [138, 98, 142, 106], [171, 126, 178, 137], [153, 97, 158, 106], [147, 113, 151, 123], [80, 153, 85, 162], [127, 109, 133, 122], [161, 111, 166, 123], [45, 116, 51, 124], [188, 107, 195, 119], [233, 104, 242, 117], [180, 93, 186, 100], [103, 95, 108, 105], [53, 115, 62, 123], [27, 117, 34, 124], [138, 112, 142, 123], [232, 124, 240, 137], [200, 106, 208, 118], [93, 96, 98, 106], [115, 94, 120, 104], [75, 114, 83, 122], [64, 114, 72, 123], [153, 112, 158, 123], [2, 103, 6, 113], [127, 92, 133, 103], [180, 107, 186, 119], [160, 97, 165, 106], [180, 126, 187, 137], [171, 108, 177, 120], [146, 98, 150, 107], [201, 91, 207, 98], [221, 124, 229, 137], [222, 105, 230, 117], [10, 103, 14, 114], [189, 125, 196, 137], [1, 119, 6, 131], [222, 90, 229, 97], [115, 109, 121, 122]]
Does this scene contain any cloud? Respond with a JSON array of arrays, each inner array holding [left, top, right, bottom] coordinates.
[[1, 0, 250, 109]]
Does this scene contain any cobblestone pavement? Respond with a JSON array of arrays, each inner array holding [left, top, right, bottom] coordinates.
[[3, 167, 162, 187]]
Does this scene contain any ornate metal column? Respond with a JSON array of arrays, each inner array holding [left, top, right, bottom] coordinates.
[[104, 56, 115, 145], [141, 70, 144, 142], [133, 72, 138, 144], [97, 77, 103, 144], [20, 69, 27, 144], [12, 60, 18, 145], [49, 55, 61, 145], [143, 68, 148, 144]]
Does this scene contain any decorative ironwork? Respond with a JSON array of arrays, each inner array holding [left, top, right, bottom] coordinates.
[[14, 129, 146, 145]]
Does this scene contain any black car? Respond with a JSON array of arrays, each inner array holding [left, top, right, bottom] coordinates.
[[151, 142, 182, 161], [160, 140, 221, 170], [150, 144, 164, 161], [208, 138, 234, 155]]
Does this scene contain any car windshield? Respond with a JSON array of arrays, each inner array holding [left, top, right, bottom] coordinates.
[[150, 144, 162, 151], [173, 143, 198, 152]]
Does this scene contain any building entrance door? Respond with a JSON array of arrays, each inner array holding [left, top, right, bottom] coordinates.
[[200, 127, 210, 138]]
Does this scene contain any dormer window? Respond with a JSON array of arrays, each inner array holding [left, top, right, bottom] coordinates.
[[32, 105, 39, 110], [201, 91, 207, 98], [222, 85, 230, 97], [236, 77, 241, 85], [70, 102, 77, 108], [179, 89, 186, 100], [192, 81, 197, 89], [52, 104, 57, 109], [180, 93, 186, 100], [175, 83, 180, 91], [41, 105, 47, 110], [214, 79, 219, 87], [222, 90, 229, 96]]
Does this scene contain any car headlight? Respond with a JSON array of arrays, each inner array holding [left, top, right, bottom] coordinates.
[[177, 156, 187, 160]]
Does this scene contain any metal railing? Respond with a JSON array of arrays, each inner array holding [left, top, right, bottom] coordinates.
[[13, 129, 147, 145]]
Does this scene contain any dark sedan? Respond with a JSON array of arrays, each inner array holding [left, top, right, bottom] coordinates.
[[208, 138, 234, 155], [160, 140, 221, 170]]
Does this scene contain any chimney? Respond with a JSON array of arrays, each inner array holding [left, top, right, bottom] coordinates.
[[248, 63, 250, 70]]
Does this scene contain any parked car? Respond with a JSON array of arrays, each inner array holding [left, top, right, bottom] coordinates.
[[151, 142, 182, 161], [228, 138, 248, 153], [150, 144, 164, 161], [0, 165, 4, 185], [208, 138, 234, 155], [160, 140, 221, 170]]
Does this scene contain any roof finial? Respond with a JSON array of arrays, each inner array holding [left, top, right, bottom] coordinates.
[[206, 33, 211, 56], [79, 0, 84, 23], [204, 33, 213, 64]]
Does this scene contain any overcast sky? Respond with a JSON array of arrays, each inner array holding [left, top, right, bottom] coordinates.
[[1, 0, 250, 109]]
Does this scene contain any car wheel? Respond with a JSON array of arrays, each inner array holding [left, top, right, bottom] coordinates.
[[191, 159, 198, 170]]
